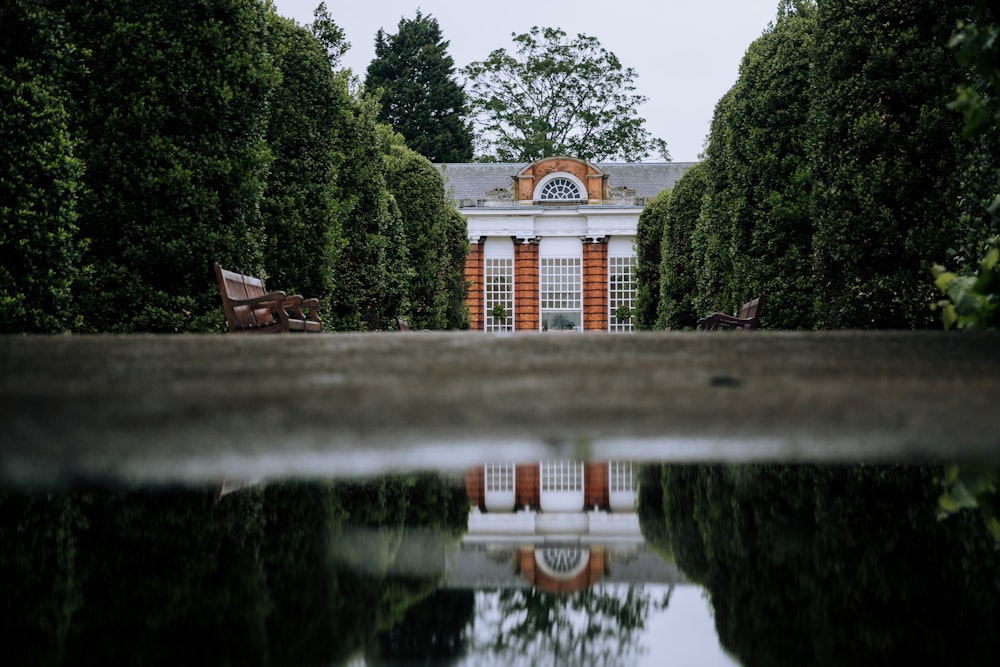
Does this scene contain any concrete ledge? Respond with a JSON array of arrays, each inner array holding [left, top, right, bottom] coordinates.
[[1, 331, 998, 485]]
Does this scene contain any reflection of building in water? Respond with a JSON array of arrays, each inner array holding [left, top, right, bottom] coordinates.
[[438, 157, 693, 332], [447, 462, 685, 594]]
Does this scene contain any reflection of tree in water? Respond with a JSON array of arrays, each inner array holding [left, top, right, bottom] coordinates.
[[638, 464, 1000, 667], [472, 584, 669, 666], [0, 472, 471, 667]]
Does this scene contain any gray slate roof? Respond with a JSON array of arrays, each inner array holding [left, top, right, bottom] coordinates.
[[436, 161, 697, 203]]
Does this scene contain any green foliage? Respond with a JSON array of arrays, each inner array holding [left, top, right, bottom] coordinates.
[[937, 464, 1000, 542], [639, 464, 1000, 666], [384, 140, 468, 329], [327, 92, 409, 331], [463, 26, 670, 162], [307, 1, 349, 69], [634, 0, 995, 331], [365, 11, 474, 163], [809, 0, 969, 329], [932, 236, 999, 328], [633, 189, 669, 329], [715, 5, 816, 329], [657, 163, 709, 329], [68, 0, 275, 333], [0, 1, 86, 333], [442, 207, 471, 329], [261, 14, 347, 326]]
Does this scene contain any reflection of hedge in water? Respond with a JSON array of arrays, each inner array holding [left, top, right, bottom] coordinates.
[[0, 472, 469, 666], [639, 464, 1000, 667]]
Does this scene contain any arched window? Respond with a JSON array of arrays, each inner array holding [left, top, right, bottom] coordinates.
[[538, 177, 583, 200]]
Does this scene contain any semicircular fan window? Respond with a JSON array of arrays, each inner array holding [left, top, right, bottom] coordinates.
[[539, 177, 582, 200]]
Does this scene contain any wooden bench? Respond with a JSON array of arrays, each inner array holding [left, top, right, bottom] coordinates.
[[698, 294, 764, 331], [214, 262, 321, 333]]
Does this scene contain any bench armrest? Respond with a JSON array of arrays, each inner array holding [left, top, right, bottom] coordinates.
[[227, 291, 291, 328], [698, 313, 757, 330], [283, 295, 321, 323]]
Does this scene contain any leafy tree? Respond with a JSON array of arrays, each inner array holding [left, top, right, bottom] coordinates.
[[715, 1, 817, 329], [0, 0, 86, 333], [640, 464, 1000, 666], [261, 13, 347, 324], [327, 93, 409, 331], [692, 89, 739, 318], [633, 189, 670, 329], [932, 1, 1000, 330], [365, 12, 474, 163], [808, 0, 972, 328], [384, 139, 452, 329], [67, 0, 275, 333], [463, 26, 670, 162], [471, 585, 665, 666], [658, 162, 709, 330], [308, 1, 349, 69], [442, 206, 471, 329]]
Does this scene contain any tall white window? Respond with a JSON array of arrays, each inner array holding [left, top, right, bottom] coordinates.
[[484, 238, 514, 331], [608, 237, 636, 332], [539, 460, 585, 512], [539, 237, 583, 332], [608, 460, 636, 512], [484, 462, 516, 513], [485, 462, 515, 493], [608, 461, 634, 493], [541, 461, 584, 493]]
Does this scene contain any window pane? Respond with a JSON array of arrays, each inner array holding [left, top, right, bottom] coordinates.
[[484, 258, 513, 331]]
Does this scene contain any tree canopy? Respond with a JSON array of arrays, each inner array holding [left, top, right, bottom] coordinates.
[[635, 0, 997, 330], [364, 11, 474, 163], [462, 26, 670, 163]]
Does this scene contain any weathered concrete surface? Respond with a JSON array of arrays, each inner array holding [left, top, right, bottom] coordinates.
[[1, 331, 998, 485]]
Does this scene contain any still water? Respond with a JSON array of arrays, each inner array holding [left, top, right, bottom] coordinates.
[[2, 462, 997, 666]]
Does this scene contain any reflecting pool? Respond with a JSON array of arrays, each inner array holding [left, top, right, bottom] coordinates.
[[2, 462, 997, 666]]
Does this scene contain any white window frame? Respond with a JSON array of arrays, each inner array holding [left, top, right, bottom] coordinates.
[[539, 461, 585, 512], [484, 462, 516, 512], [483, 238, 515, 332], [539, 237, 583, 332], [533, 172, 587, 202]]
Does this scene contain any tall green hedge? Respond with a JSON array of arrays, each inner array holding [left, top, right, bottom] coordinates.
[[260, 15, 347, 322], [65, 0, 275, 333], [657, 162, 708, 329], [0, 2, 85, 333], [639, 0, 996, 331], [633, 189, 669, 329], [809, 0, 970, 328]]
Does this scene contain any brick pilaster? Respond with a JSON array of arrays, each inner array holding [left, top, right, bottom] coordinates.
[[515, 463, 540, 510], [583, 239, 608, 331], [514, 240, 539, 331], [464, 240, 484, 330]]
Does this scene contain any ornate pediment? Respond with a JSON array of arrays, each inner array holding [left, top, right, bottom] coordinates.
[[484, 186, 514, 202], [606, 185, 637, 201]]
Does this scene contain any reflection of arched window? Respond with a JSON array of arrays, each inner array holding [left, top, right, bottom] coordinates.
[[539, 177, 582, 200], [535, 546, 590, 579], [539, 547, 583, 573]]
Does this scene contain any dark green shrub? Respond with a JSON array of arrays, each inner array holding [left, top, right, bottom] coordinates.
[[261, 14, 348, 325], [0, 2, 85, 333], [633, 189, 669, 329], [69, 0, 275, 332], [658, 162, 708, 329]]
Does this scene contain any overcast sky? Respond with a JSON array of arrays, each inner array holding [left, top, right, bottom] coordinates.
[[270, 0, 782, 162]]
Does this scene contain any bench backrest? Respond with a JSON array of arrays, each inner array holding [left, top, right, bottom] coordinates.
[[736, 294, 764, 330], [214, 262, 277, 332]]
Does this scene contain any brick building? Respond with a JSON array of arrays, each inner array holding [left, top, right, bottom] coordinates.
[[454, 461, 668, 594], [438, 157, 694, 332]]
